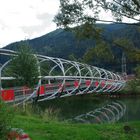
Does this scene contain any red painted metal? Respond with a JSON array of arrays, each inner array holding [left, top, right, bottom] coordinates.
[[86, 80, 91, 86], [74, 80, 79, 87], [107, 85, 111, 89], [39, 86, 45, 95], [19, 133, 29, 139], [101, 81, 105, 87], [22, 86, 31, 94], [65, 82, 70, 86], [58, 84, 64, 92], [95, 81, 99, 87], [1, 89, 15, 101]]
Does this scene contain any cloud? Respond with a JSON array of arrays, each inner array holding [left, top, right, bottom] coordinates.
[[21, 13, 56, 37], [0, 0, 60, 47], [0, 27, 28, 47]]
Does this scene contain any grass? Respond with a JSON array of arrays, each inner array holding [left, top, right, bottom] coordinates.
[[13, 115, 140, 140]]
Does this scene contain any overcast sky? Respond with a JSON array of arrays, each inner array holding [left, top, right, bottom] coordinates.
[[0, 0, 60, 48], [0, 0, 135, 48]]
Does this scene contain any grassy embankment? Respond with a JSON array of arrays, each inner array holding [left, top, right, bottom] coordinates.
[[13, 115, 140, 140]]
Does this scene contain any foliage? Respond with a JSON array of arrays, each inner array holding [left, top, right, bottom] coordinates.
[[101, 0, 140, 22], [68, 53, 78, 61], [114, 38, 140, 61], [54, 0, 140, 28], [40, 61, 50, 76], [14, 104, 42, 118], [134, 65, 140, 91], [72, 22, 103, 40], [54, 0, 140, 69], [135, 65, 140, 79], [7, 45, 40, 88], [127, 79, 139, 93], [125, 65, 140, 93], [83, 41, 114, 64], [0, 99, 14, 140], [41, 107, 60, 122], [54, 0, 140, 44]]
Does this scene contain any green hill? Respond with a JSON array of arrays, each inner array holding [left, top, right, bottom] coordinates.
[[2, 23, 140, 72]]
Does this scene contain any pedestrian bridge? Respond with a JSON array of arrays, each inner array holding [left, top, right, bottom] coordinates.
[[0, 49, 126, 105]]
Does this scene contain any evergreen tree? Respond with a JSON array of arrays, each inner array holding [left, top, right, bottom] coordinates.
[[7, 44, 40, 88]]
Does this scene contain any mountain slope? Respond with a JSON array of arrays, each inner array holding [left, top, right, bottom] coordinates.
[[2, 23, 140, 72]]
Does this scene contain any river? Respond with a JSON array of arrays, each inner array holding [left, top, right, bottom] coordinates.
[[38, 94, 140, 123]]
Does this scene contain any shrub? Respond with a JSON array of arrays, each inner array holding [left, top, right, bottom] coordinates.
[[6, 45, 40, 88], [41, 107, 60, 122], [0, 99, 14, 140]]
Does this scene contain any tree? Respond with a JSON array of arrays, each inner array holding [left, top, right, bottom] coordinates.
[[7, 44, 40, 88], [83, 41, 114, 64], [135, 65, 140, 79], [114, 38, 140, 61], [54, 0, 140, 44], [54, 0, 140, 69], [127, 65, 140, 94], [54, 0, 140, 29], [100, 0, 140, 22]]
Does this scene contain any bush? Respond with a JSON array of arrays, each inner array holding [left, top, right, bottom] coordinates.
[[41, 107, 60, 122], [5, 45, 39, 88], [0, 99, 14, 140]]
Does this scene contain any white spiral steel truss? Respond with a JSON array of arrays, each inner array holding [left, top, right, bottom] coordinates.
[[71, 101, 126, 124], [0, 49, 126, 105]]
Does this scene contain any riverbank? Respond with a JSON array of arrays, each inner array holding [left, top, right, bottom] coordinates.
[[13, 115, 140, 140]]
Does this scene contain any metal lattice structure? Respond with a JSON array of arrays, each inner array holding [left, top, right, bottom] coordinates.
[[0, 49, 126, 105]]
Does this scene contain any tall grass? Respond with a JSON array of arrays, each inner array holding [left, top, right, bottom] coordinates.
[[15, 103, 60, 122]]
